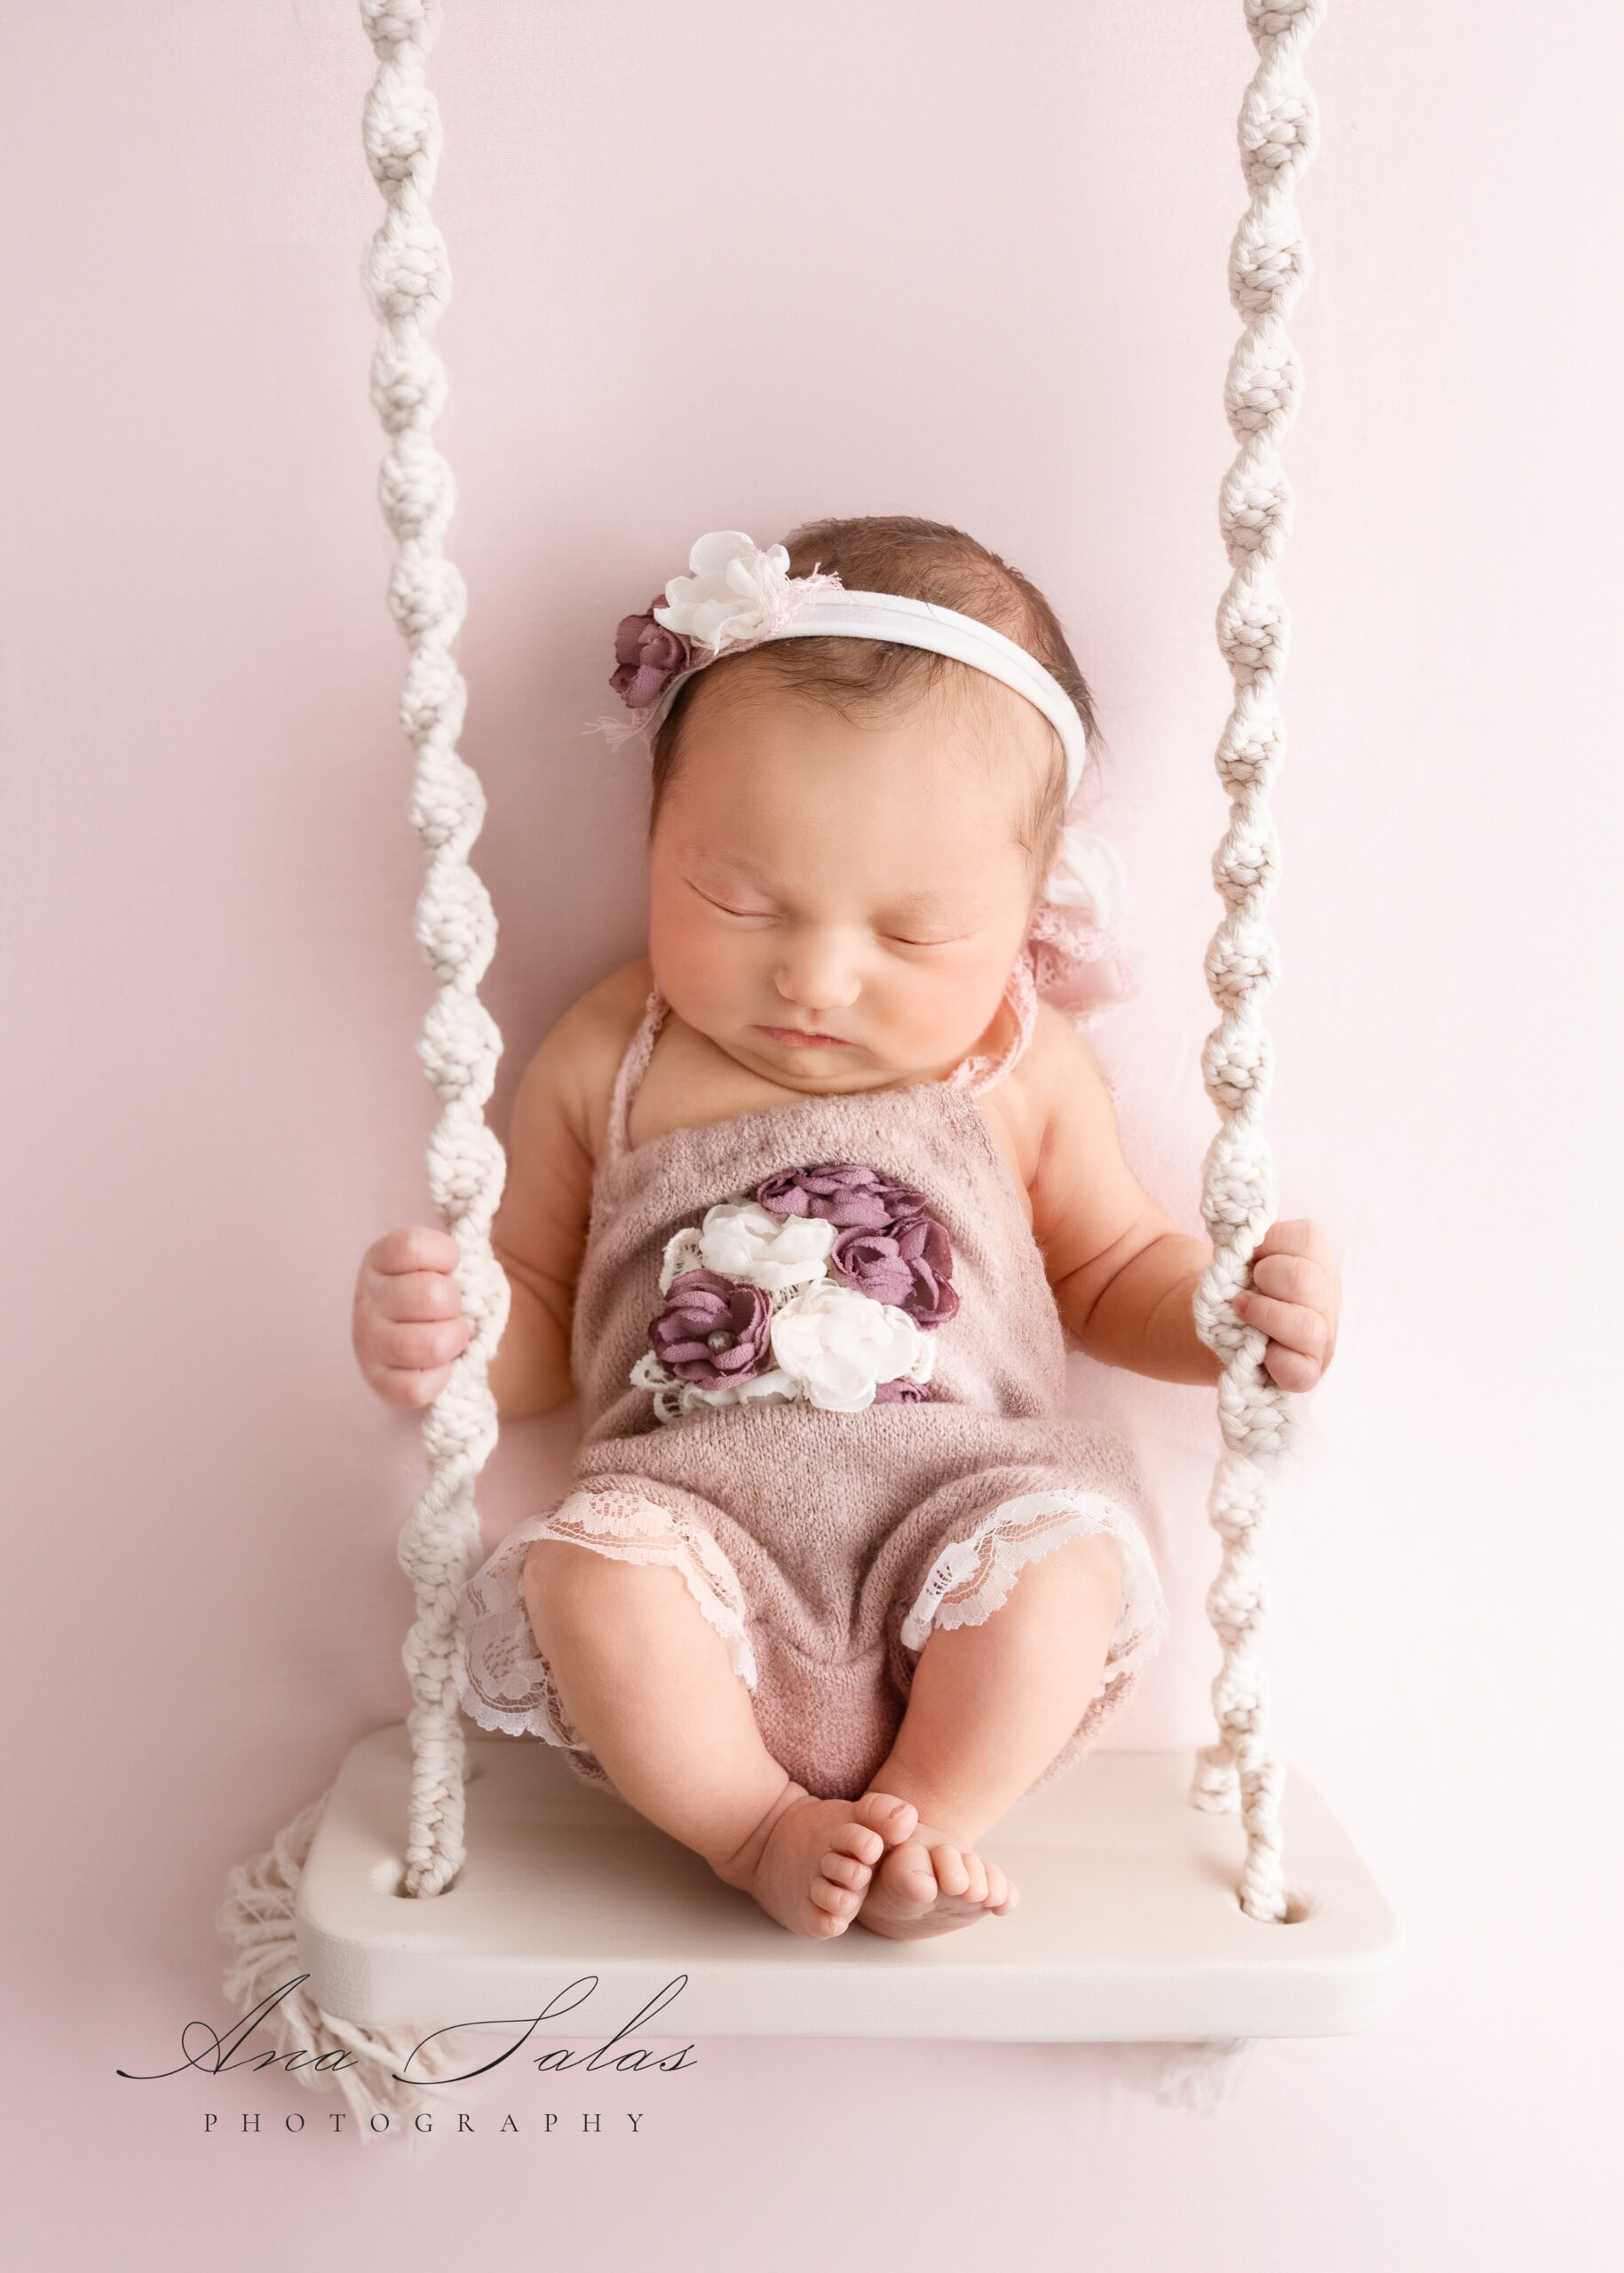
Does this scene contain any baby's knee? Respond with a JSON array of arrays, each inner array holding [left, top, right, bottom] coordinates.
[[521, 1535, 692, 1653], [1052, 1527, 1125, 1588], [978, 1528, 1125, 1644], [1034, 1530, 1125, 1619]]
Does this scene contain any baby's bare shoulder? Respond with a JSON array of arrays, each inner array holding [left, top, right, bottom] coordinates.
[[1017, 999, 1174, 1286], [993, 999, 1095, 1185], [526, 954, 654, 1168], [489, 958, 652, 1303]]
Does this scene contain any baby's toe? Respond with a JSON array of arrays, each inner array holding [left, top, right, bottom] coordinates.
[[852, 1791, 919, 1849], [820, 1849, 873, 1893], [833, 1821, 883, 1868], [960, 1849, 989, 1905], [931, 1843, 971, 1899], [984, 1861, 1017, 1913], [808, 1878, 860, 1928], [889, 1839, 939, 1898]]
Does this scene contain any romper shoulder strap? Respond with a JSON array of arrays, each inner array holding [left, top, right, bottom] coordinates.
[[949, 953, 1038, 1097], [602, 983, 669, 1172]]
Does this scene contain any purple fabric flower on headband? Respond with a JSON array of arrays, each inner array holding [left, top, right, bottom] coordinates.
[[648, 1268, 771, 1389], [755, 1160, 931, 1232], [874, 1375, 932, 1403], [610, 593, 692, 711], [594, 534, 847, 752], [829, 1219, 960, 1329]]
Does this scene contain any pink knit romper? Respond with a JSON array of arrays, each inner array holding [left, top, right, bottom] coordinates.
[[454, 956, 1169, 1802]]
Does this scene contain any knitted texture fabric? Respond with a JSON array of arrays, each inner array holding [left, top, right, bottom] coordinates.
[[456, 963, 1169, 1799]]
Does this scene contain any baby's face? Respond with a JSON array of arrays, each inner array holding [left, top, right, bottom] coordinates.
[[647, 677, 1046, 1090]]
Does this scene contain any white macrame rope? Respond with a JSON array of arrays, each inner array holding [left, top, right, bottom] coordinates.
[[360, 0, 510, 1898], [1187, 0, 1327, 1925], [213, 4, 503, 2128]]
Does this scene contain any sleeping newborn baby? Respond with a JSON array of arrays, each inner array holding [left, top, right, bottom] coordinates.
[[352, 518, 1341, 1944]]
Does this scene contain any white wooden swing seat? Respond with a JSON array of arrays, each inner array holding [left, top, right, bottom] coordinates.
[[297, 1726, 1402, 2041]]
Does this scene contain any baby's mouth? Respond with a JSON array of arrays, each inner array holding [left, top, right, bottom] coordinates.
[[756, 1024, 851, 1049]]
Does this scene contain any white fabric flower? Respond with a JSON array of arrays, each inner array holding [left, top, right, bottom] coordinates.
[[654, 530, 794, 654], [767, 1280, 923, 1413], [1043, 821, 1135, 929], [694, 1200, 836, 1292]]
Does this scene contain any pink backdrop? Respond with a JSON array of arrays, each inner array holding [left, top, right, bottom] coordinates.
[[7, 0, 1619, 2261]]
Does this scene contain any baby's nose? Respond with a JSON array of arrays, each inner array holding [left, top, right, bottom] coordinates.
[[773, 953, 860, 1014]]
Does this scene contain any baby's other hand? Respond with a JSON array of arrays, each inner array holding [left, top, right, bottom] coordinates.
[[1231, 1218, 1341, 1394], [353, 1224, 471, 1409]]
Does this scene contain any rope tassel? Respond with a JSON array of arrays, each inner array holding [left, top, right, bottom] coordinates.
[[215, 1792, 486, 2134]]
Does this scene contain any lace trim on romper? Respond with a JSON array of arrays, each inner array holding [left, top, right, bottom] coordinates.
[[453, 952, 1168, 1790]]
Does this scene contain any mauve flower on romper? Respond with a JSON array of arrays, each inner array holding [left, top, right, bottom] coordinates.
[[873, 1375, 932, 1402], [755, 1160, 932, 1232], [830, 1218, 961, 1328], [610, 596, 692, 709], [649, 1268, 771, 1389]]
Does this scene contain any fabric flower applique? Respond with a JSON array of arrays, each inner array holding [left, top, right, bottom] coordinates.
[[609, 593, 692, 711], [630, 1160, 960, 1422], [828, 1217, 959, 1327], [586, 531, 845, 753]]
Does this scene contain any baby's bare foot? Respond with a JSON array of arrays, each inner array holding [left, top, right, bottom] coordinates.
[[714, 1783, 920, 1938], [853, 1818, 1019, 1941]]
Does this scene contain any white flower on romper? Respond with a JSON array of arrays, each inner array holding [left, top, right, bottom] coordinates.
[[767, 1279, 924, 1413], [692, 1199, 837, 1292]]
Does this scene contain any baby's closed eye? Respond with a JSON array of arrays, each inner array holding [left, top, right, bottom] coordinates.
[[686, 876, 975, 950]]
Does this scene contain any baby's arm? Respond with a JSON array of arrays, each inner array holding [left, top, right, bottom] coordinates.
[[481, 978, 632, 1421], [1025, 1005, 1223, 1386], [1026, 1006, 1339, 1391]]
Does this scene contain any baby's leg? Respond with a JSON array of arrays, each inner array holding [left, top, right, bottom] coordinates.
[[522, 1539, 917, 1937], [857, 1530, 1125, 1941]]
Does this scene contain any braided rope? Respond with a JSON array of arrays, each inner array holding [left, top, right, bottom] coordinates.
[[360, 0, 510, 1898], [1188, 0, 1327, 1923]]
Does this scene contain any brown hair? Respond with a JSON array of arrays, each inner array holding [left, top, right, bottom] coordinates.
[[646, 513, 1100, 897]]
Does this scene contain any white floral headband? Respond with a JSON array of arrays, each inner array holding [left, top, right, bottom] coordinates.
[[585, 529, 1137, 1002]]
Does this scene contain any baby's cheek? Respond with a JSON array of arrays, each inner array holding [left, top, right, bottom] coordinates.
[[907, 945, 1016, 1054], [647, 895, 745, 1011]]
